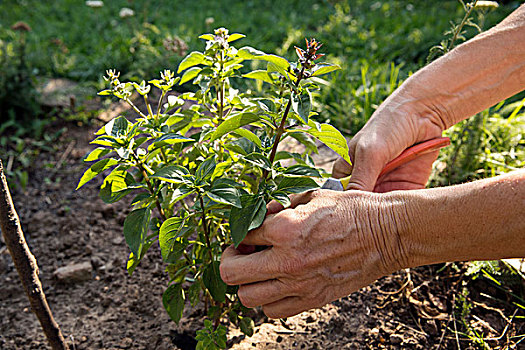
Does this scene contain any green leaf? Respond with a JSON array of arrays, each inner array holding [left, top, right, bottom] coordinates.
[[76, 158, 119, 190], [159, 217, 187, 263], [99, 168, 136, 203], [97, 89, 112, 96], [178, 51, 205, 73], [238, 46, 290, 71], [105, 116, 131, 138], [224, 138, 258, 156], [163, 283, 185, 323], [123, 208, 151, 257], [239, 317, 255, 337], [83, 147, 111, 162], [244, 153, 271, 171], [283, 165, 321, 177], [267, 61, 289, 78], [311, 63, 341, 77], [271, 191, 291, 208], [150, 166, 190, 184], [291, 89, 312, 124], [242, 70, 274, 84], [198, 33, 214, 41], [126, 240, 153, 276], [229, 195, 267, 247], [227, 33, 246, 42], [288, 132, 318, 154], [149, 133, 195, 151], [207, 183, 242, 208], [90, 135, 120, 147], [304, 122, 351, 164], [277, 177, 319, 194], [210, 113, 259, 141], [203, 261, 227, 303], [196, 156, 216, 181], [180, 67, 202, 85], [232, 129, 262, 147]]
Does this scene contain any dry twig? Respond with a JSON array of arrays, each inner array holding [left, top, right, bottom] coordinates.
[[0, 160, 69, 350]]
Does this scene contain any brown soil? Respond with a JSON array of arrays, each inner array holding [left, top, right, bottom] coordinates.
[[0, 111, 523, 349]]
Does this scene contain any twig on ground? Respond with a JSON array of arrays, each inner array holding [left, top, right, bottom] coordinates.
[[0, 160, 69, 350], [54, 140, 76, 172]]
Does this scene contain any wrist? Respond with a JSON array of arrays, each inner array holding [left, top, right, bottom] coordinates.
[[352, 191, 413, 275]]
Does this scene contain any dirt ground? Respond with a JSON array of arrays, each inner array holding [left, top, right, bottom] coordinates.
[[0, 106, 523, 349]]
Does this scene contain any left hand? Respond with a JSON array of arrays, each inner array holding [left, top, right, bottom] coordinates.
[[219, 189, 404, 318]]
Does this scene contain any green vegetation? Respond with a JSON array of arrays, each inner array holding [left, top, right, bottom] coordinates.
[[79, 30, 345, 347]]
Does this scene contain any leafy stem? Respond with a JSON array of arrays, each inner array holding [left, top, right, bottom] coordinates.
[[262, 66, 306, 180], [131, 152, 166, 221]]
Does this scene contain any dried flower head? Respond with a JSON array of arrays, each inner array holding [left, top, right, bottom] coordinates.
[[163, 35, 189, 56], [11, 21, 31, 32], [294, 38, 324, 69]]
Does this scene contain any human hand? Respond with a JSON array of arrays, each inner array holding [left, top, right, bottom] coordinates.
[[219, 190, 407, 318], [332, 90, 445, 192]]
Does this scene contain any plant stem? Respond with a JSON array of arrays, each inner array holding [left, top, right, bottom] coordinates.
[[124, 98, 148, 118], [199, 196, 214, 263], [448, 0, 478, 52], [144, 94, 155, 118], [156, 90, 167, 118], [132, 153, 166, 221], [261, 66, 306, 180]]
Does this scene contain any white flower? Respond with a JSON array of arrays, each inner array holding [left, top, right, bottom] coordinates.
[[164, 95, 184, 110], [119, 8, 135, 18], [86, 1, 104, 8], [205, 17, 215, 26]]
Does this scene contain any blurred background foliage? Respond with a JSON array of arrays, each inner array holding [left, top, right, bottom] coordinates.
[[0, 0, 523, 184]]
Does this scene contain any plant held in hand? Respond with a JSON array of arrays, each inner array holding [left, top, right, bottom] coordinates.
[[78, 28, 348, 348]]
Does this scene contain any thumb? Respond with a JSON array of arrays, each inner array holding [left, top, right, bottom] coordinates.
[[345, 146, 384, 192]]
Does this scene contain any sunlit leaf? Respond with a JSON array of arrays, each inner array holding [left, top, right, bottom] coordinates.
[[178, 51, 205, 73], [210, 113, 259, 141], [77, 158, 119, 190]]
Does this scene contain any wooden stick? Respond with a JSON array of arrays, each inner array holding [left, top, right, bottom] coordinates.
[[0, 160, 69, 350]]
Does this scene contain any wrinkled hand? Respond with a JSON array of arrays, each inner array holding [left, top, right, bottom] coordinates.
[[332, 96, 445, 192], [220, 190, 405, 318]]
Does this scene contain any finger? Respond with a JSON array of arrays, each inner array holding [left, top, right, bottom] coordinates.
[[267, 200, 284, 215], [374, 151, 439, 193], [237, 279, 291, 308], [220, 245, 278, 285], [346, 145, 384, 192], [331, 157, 353, 179], [241, 215, 276, 246], [262, 296, 304, 319]]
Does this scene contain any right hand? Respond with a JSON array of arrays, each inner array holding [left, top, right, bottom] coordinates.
[[332, 94, 445, 192]]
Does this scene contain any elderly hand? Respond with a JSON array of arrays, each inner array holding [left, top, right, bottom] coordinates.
[[219, 189, 407, 318], [331, 94, 444, 193]]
